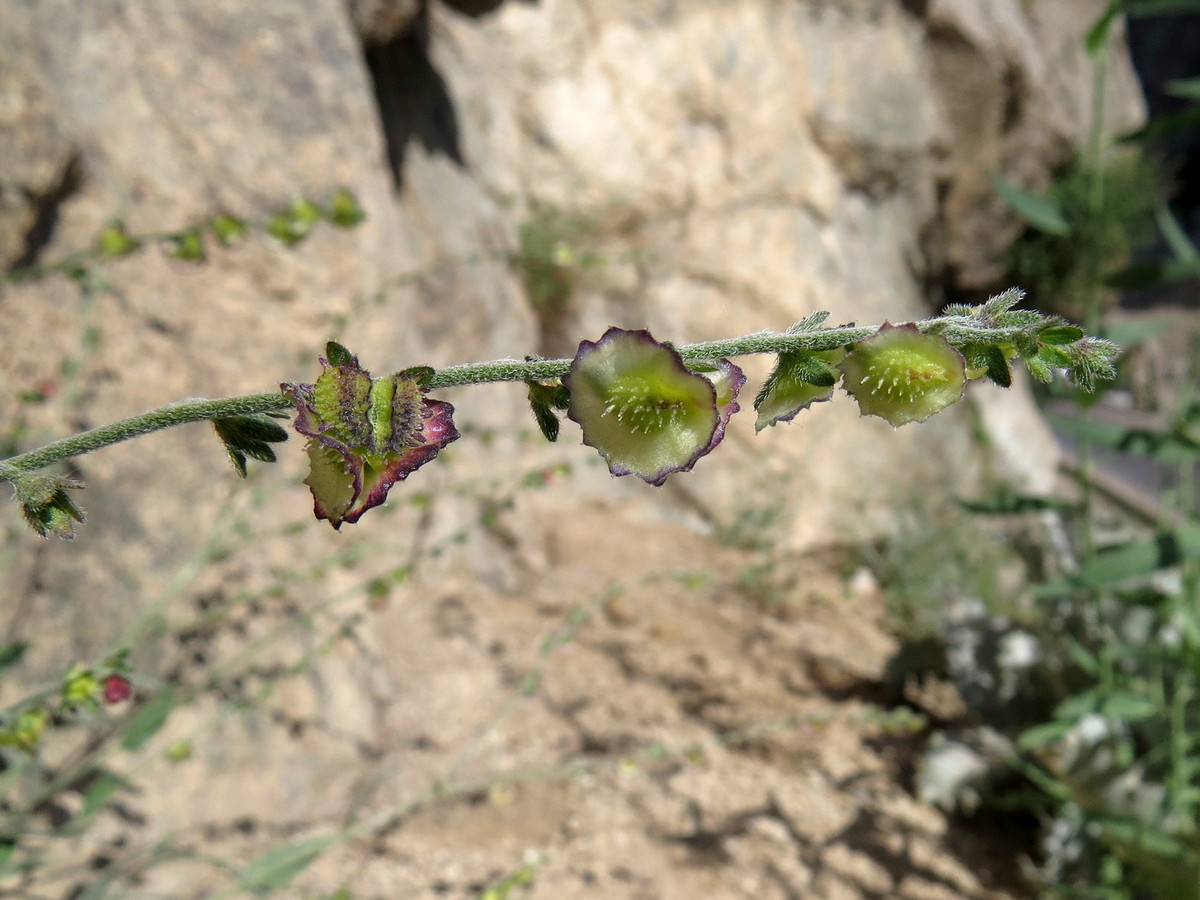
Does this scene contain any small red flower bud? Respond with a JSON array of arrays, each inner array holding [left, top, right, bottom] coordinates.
[[103, 674, 132, 705]]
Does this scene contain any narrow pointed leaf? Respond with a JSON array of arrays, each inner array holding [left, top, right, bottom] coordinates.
[[121, 689, 176, 751], [990, 175, 1072, 236], [527, 382, 562, 442], [324, 341, 354, 367], [1038, 524, 1200, 594], [1155, 200, 1200, 262], [1024, 354, 1054, 383], [982, 345, 1012, 388], [980, 287, 1026, 318], [1038, 325, 1085, 346], [787, 311, 831, 333], [213, 415, 288, 477], [238, 836, 336, 895], [1085, 1, 1120, 55]]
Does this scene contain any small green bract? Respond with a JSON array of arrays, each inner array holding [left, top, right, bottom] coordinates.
[[754, 348, 847, 431], [13, 473, 85, 539]]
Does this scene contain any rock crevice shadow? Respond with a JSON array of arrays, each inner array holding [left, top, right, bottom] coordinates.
[[361, 8, 464, 190]]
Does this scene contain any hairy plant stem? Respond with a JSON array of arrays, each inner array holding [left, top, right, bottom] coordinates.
[[0, 314, 1042, 480], [425, 317, 1020, 387], [0, 395, 292, 478]]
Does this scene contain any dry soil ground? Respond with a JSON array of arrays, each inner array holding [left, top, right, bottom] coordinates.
[[22, 487, 1034, 900]]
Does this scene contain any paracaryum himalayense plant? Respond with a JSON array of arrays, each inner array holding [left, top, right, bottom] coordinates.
[[0, 288, 1117, 534]]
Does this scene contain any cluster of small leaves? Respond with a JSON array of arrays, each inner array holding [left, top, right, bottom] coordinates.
[[0, 650, 132, 754], [1012, 513, 1200, 894], [3, 189, 365, 284], [941, 288, 1118, 391]]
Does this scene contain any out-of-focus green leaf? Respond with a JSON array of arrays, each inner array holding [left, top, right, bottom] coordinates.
[[1085, 2, 1121, 55], [1102, 318, 1172, 347], [165, 230, 206, 263], [1101, 819, 1188, 858], [266, 214, 306, 247], [1039, 524, 1200, 595], [289, 198, 324, 228], [238, 835, 336, 895], [1097, 691, 1160, 721], [1065, 637, 1100, 676], [1096, 818, 1197, 898], [1106, 258, 1200, 291], [0, 642, 28, 673], [1019, 719, 1077, 751], [211, 214, 247, 246], [1167, 76, 1200, 103], [956, 491, 1076, 515], [1122, 107, 1200, 144], [327, 189, 366, 228], [1050, 413, 1200, 462], [97, 224, 139, 258], [1155, 201, 1200, 262], [81, 771, 125, 817], [1124, 0, 1200, 16], [120, 688, 175, 751], [991, 175, 1073, 236]]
